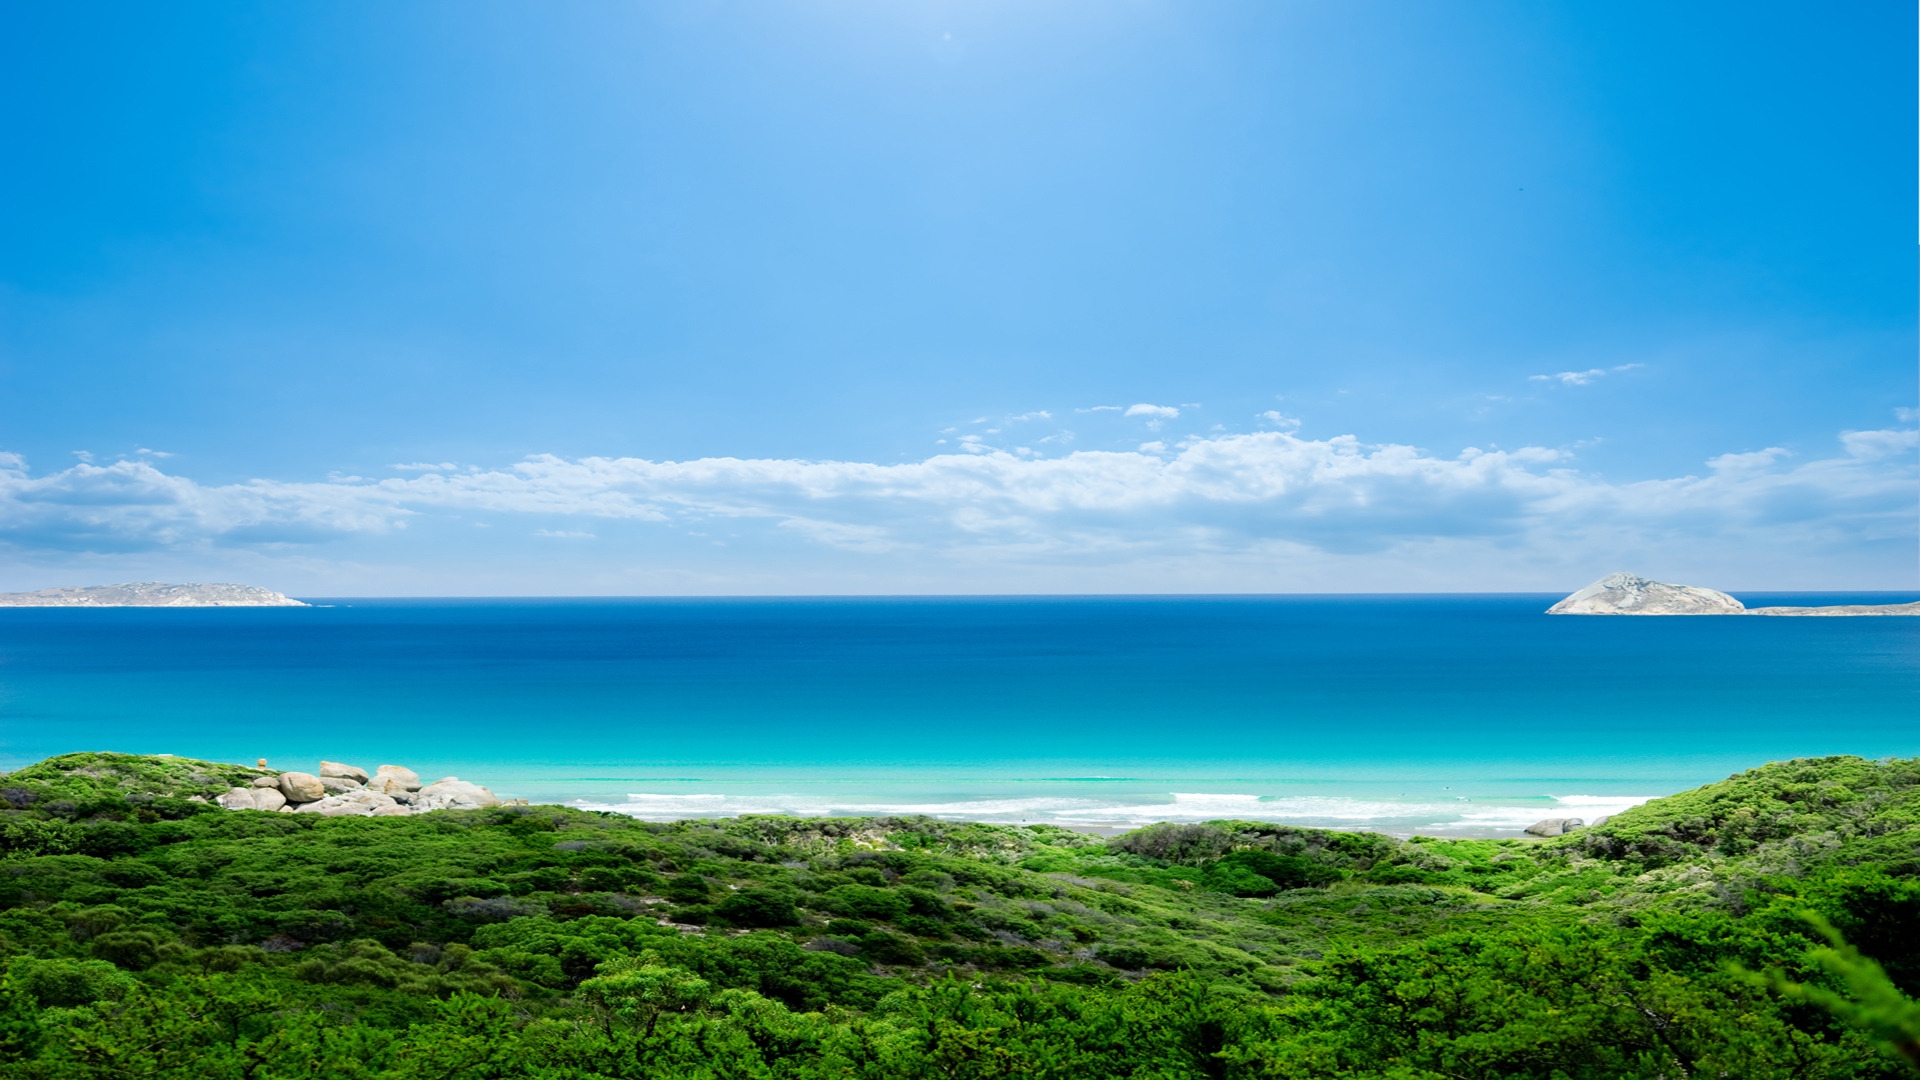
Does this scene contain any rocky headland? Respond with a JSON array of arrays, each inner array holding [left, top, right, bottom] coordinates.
[[213, 759, 522, 817], [0, 582, 307, 607], [1547, 572, 1919, 616]]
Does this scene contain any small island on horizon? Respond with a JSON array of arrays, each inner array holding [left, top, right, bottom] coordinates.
[[0, 582, 307, 607], [1547, 572, 1920, 616]]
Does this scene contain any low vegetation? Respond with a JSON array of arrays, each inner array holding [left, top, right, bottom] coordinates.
[[1, 751, 1916, 1077]]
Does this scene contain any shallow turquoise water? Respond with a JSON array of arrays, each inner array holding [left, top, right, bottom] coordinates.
[[0, 595, 1913, 834]]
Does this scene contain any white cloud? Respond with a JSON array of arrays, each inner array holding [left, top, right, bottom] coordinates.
[[0, 424, 1911, 585], [1124, 404, 1180, 419], [1076, 406, 1123, 413], [1529, 363, 1644, 386], [1008, 411, 1052, 423], [1258, 411, 1301, 429], [1843, 427, 1919, 460], [535, 529, 595, 539]]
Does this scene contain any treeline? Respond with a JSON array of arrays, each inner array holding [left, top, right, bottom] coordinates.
[[0, 752, 1915, 1078]]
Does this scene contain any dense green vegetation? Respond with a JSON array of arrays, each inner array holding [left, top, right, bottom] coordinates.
[[1, 751, 1916, 1078]]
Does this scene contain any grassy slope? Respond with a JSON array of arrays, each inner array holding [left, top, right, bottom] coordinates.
[[1, 752, 1915, 1076]]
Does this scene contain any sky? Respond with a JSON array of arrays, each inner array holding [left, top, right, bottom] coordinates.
[[1, 0, 1914, 595]]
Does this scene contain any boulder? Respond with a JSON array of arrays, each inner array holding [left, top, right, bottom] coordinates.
[[294, 789, 400, 817], [278, 772, 325, 803], [319, 760, 369, 783], [369, 804, 412, 817], [217, 787, 258, 810], [217, 786, 289, 811], [319, 776, 364, 794], [250, 775, 281, 789], [375, 765, 422, 791], [1547, 573, 1744, 616], [1524, 817, 1585, 838], [413, 778, 501, 812]]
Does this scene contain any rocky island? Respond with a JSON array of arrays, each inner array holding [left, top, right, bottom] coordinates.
[[1548, 572, 1919, 616], [0, 581, 308, 607]]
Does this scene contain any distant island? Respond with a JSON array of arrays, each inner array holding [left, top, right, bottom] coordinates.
[[1549, 571, 1920, 616], [0, 581, 307, 607]]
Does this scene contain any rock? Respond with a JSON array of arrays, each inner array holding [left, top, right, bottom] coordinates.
[[386, 788, 417, 805], [218, 786, 290, 811], [1547, 573, 1745, 616], [217, 787, 258, 810], [375, 765, 422, 791], [413, 778, 501, 812], [319, 776, 364, 794], [294, 789, 400, 817], [319, 761, 369, 783], [369, 804, 411, 817], [278, 772, 325, 803], [1524, 817, 1585, 837], [250, 776, 281, 788], [1589, 815, 1610, 828]]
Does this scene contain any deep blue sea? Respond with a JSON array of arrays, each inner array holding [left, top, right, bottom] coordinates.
[[1, 595, 1914, 835]]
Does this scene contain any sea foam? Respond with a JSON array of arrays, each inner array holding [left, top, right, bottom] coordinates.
[[569, 790, 1657, 836]]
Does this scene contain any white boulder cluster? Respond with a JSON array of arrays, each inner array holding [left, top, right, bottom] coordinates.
[[215, 760, 507, 817]]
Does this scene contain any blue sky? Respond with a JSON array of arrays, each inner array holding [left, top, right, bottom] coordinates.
[[1, 0, 1913, 594]]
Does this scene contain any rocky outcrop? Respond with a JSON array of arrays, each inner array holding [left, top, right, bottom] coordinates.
[[413, 778, 501, 812], [1547, 573, 1745, 615], [0, 582, 307, 607], [217, 760, 517, 817], [296, 789, 401, 817], [1525, 817, 1584, 837]]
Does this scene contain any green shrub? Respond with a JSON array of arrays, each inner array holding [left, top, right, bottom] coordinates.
[[714, 887, 799, 928]]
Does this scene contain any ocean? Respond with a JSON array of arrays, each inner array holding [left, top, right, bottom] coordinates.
[[1, 594, 1914, 836]]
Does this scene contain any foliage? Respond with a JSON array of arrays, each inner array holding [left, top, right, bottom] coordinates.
[[0, 752, 1912, 1077]]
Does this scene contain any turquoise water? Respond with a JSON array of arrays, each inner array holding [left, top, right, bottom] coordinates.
[[1, 595, 1914, 835]]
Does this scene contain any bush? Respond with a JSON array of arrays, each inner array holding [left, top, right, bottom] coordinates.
[[714, 887, 799, 928], [858, 931, 925, 966], [1211, 850, 1340, 891], [664, 874, 711, 903], [88, 930, 165, 970], [822, 884, 908, 922]]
